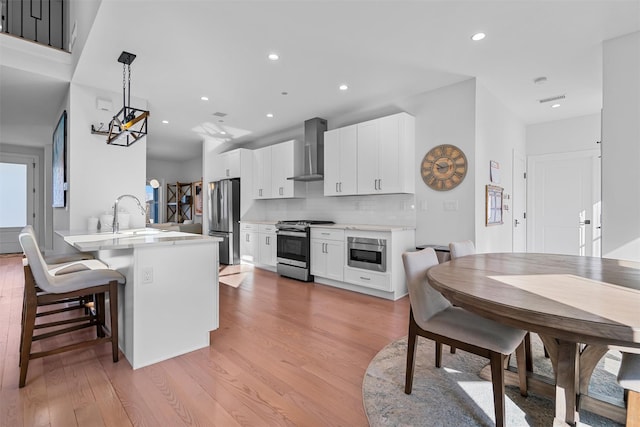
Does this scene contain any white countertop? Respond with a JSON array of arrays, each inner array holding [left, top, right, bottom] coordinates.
[[309, 223, 415, 232], [239, 220, 414, 232], [57, 228, 221, 252]]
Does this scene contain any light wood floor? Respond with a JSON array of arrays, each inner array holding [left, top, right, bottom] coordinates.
[[0, 255, 410, 426]]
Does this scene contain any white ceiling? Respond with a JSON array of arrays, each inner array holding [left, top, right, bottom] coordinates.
[[3, 1, 640, 161]]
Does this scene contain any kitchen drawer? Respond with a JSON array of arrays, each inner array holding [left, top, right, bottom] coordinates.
[[344, 267, 391, 292], [310, 228, 344, 241], [259, 224, 276, 233], [240, 222, 257, 232]]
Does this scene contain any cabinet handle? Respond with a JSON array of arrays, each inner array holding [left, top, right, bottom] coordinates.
[[321, 232, 330, 236], [378, 179, 382, 190], [339, 182, 342, 192], [226, 169, 229, 177], [324, 243, 328, 253], [360, 276, 371, 281], [336, 182, 339, 193], [374, 179, 378, 190]]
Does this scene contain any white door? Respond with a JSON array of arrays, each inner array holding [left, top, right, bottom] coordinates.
[[356, 120, 379, 194], [528, 149, 601, 256], [512, 150, 527, 252], [0, 155, 36, 254]]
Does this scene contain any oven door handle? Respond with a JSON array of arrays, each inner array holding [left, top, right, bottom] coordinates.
[[276, 230, 308, 238]]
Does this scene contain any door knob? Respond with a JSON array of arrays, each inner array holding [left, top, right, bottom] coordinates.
[[514, 219, 520, 227]]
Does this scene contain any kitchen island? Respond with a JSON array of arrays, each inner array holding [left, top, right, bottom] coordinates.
[[57, 228, 220, 369]]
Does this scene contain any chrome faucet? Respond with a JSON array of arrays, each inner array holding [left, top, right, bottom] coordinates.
[[112, 194, 146, 233]]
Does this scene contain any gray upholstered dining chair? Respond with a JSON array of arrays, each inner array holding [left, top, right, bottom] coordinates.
[[617, 352, 640, 427], [449, 240, 538, 370], [18, 227, 125, 387], [448, 239, 476, 259], [402, 248, 528, 427]]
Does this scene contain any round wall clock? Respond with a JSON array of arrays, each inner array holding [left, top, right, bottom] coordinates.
[[421, 144, 467, 191]]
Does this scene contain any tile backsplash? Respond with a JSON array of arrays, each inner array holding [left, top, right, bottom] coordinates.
[[242, 181, 416, 226]]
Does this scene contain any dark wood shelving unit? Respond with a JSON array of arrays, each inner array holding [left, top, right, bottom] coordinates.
[[166, 182, 193, 223]]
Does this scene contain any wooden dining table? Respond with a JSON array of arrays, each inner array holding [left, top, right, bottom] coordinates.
[[426, 252, 640, 426]]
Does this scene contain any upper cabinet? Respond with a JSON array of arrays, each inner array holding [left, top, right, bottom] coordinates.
[[324, 124, 358, 196], [253, 146, 272, 199], [211, 148, 246, 181], [324, 112, 415, 196], [356, 112, 415, 195], [253, 140, 305, 199]]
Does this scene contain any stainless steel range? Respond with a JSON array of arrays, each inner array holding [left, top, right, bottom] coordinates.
[[276, 220, 334, 282]]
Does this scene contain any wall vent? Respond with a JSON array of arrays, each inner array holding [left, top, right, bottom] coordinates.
[[539, 94, 566, 104]]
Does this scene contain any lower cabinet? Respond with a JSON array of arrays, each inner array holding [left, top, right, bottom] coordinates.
[[310, 228, 345, 281], [343, 267, 391, 292], [240, 223, 257, 263], [240, 222, 276, 267], [257, 224, 277, 267]]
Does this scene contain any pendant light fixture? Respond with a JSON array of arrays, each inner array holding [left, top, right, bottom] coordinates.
[[107, 51, 149, 146]]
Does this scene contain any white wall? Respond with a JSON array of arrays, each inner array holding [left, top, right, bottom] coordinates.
[[147, 158, 183, 184], [474, 82, 526, 253], [55, 82, 146, 250], [407, 79, 477, 247], [526, 113, 601, 156], [602, 31, 640, 261]]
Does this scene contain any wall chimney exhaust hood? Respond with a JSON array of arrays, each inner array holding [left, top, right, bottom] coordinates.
[[287, 117, 328, 182]]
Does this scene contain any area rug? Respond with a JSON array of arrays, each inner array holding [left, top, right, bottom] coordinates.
[[363, 334, 624, 426], [219, 264, 253, 288]]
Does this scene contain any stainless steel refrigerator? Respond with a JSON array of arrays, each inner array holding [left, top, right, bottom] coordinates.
[[208, 178, 240, 265]]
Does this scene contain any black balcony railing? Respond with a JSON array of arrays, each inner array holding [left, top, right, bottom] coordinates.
[[1, 0, 65, 50]]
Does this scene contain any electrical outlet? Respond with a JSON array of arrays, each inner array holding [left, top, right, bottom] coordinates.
[[142, 267, 153, 284]]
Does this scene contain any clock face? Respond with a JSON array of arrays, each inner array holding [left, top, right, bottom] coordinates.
[[421, 144, 467, 191]]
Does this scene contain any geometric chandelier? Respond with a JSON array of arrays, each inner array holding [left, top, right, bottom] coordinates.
[[107, 51, 150, 147]]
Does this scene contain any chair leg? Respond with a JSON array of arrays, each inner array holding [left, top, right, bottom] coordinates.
[[109, 281, 119, 363], [405, 311, 418, 394], [628, 390, 640, 427], [19, 292, 37, 388], [436, 342, 443, 368], [525, 332, 533, 372], [96, 292, 106, 338], [515, 339, 528, 396], [490, 352, 507, 427]]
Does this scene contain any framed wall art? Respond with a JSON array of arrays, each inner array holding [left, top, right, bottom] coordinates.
[[52, 110, 67, 208], [486, 185, 503, 226]]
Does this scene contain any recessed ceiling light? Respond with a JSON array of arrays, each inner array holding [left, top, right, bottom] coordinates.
[[339, 84, 348, 91], [201, 96, 209, 101], [268, 53, 279, 61], [471, 32, 486, 41], [551, 103, 561, 108], [162, 120, 169, 124], [220, 131, 227, 135], [266, 113, 274, 118]]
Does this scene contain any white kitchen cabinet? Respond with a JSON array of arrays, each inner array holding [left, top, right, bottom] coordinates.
[[252, 140, 305, 199], [257, 224, 277, 267], [253, 146, 272, 199], [324, 125, 357, 196], [356, 112, 415, 195], [211, 149, 244, 180], [271, 140, 305, 198], [240, 222, 257, 263], [310, 228, 345, 281]]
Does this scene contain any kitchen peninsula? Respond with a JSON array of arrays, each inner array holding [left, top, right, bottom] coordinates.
[[57, 229, 220, 369]]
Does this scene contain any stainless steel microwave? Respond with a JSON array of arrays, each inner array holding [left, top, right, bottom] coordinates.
[[347, 237, 387, 272]]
